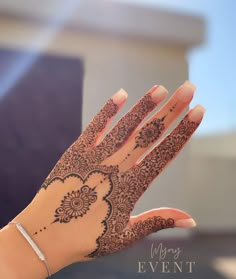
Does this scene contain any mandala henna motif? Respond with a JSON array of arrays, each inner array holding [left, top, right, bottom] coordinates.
[[129, 116, 199, 191], [134, 116, 166, 149], [53, 185, 97, 223]]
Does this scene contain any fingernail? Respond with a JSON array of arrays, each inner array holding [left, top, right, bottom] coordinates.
[[184, 80, 196, 90], [175, 218, 197, 228], [151, 85, 168, 103], [189, 105, 206, 122], [112, 88, 128, 104], [177, 84, 195, 103]]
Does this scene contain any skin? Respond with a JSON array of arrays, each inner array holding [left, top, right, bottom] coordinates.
[[0, 81, 205, 279]]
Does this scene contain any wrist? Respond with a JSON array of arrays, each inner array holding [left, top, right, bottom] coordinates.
[[0, 224, 48, 279], [10, 201, 75, 275]]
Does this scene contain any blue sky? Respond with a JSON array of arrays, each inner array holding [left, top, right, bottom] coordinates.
[[118, 0, 236, 135]]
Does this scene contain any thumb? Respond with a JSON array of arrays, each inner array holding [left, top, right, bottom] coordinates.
[[128, 208, 196, 241]]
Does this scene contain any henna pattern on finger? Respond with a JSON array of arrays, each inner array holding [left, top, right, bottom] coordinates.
[[81, 117, 197, 253], [40, 99, 118, 190], [169, 103, 177, 112], [41, 93, 156, 189], [89, 216, 175, 256], [85, 93, 157, 164], [134, 116, 166, 149], [80, 99, 119, 148], [129, 116, 199, 194]]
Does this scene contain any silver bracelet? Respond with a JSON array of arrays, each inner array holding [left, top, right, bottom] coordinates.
[[8, 221, 51, 277]]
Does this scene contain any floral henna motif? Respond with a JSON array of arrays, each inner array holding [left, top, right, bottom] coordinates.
[[53, 185, 97, 223], [38, 90, 199, 258], [134, 116, 166, 149], [130, 116, 199, 193], [80, 99, 119, 148], [89, 216, 175, 257]]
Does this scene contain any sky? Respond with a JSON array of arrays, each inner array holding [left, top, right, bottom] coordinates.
[[117, 0, 236, 136]]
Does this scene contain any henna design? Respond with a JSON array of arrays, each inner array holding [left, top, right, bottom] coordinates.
[[134, 116, 165, 149], [88, 116, 198, 257], [40, 98, 118, 190], [85, 93, 156, 164], [40, 99, 118, 190], [38, 91, 199, 258], [130, 116, 199, 191], [89, 216, 175, 256], [41, 93, 156, 189], [53, 185, 97, 223], [170, 103, 177, 112], [80, 99, 119, 148]]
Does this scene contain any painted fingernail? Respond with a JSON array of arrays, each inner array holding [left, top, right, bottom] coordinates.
[[112, 88, 128, 104], [175, 218, 197, 228], [189, 105, 206, 122], [151, 85, 168, 103], [177, 84, 195, 103]]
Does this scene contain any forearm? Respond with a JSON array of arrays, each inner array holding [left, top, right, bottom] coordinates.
[[0, 204, 76, 279], [0, 224, 48, 279]]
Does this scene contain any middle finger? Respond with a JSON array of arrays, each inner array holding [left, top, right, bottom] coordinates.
[[105, 81, 195, 171]]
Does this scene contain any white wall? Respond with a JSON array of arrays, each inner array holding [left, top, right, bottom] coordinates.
[[188, 135, 236, 231]]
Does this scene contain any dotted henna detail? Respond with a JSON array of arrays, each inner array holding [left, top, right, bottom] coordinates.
[[53, 185, 97, 223]]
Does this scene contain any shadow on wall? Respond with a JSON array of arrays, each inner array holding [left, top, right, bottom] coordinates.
[[0, 48, 84, 227]]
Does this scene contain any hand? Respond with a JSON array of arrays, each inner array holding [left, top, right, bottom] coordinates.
[[11, 81, 205, 274]]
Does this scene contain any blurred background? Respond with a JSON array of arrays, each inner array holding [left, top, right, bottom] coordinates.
[[0, 0, 235, 278]]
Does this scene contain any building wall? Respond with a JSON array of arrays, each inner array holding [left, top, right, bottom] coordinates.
[[0, 1, 209, 234], [188, 135, 236, 231]]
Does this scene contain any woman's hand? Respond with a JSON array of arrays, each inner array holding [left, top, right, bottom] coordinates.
[[10, 81, 205, 275]]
